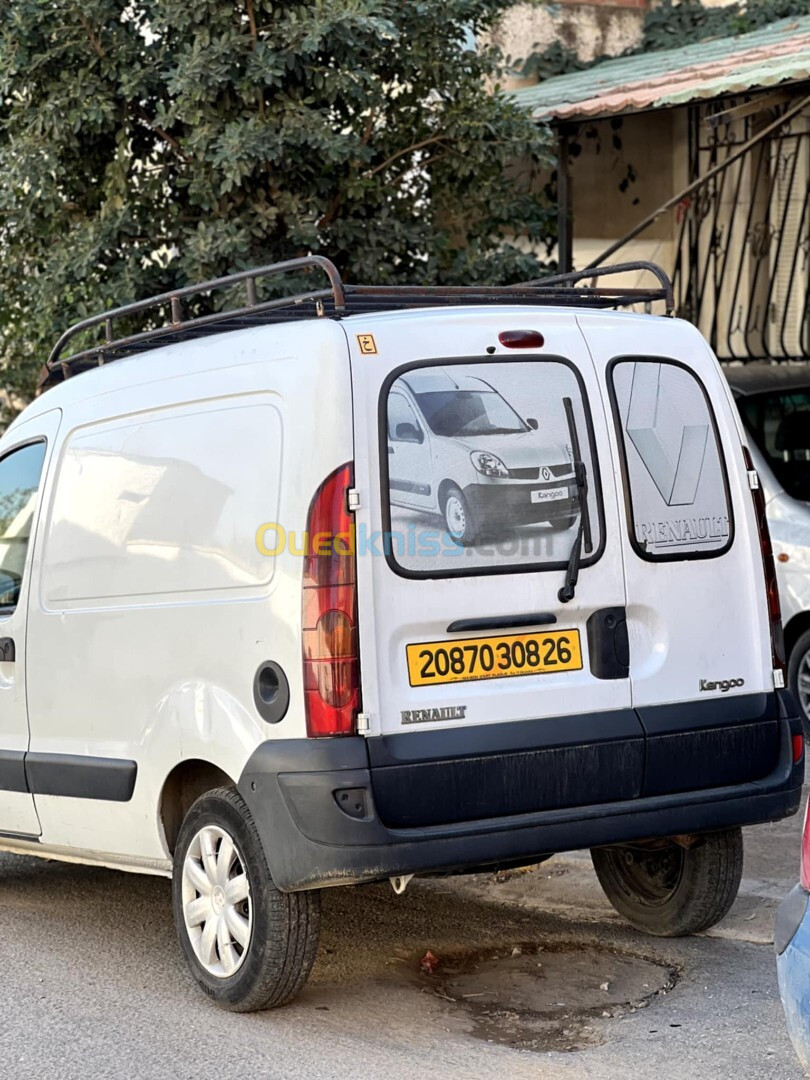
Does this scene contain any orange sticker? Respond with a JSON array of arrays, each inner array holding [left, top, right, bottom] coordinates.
[[356, 333, 377, 355]]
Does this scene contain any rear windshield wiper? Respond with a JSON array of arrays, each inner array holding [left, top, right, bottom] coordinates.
[[558, 397, 593, 604]]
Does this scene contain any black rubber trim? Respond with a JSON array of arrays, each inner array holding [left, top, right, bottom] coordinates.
[[447, 612, 557, 633], [0, 750, 28, 794], [636, 691, 775, 735], [24, 753, 137, 801], [391, 479, 431, 496]]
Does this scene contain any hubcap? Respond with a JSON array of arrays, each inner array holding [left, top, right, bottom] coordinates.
[[182, 825, 252, 978], [445, 495, 466, 537], [798, 648, 810, 722]]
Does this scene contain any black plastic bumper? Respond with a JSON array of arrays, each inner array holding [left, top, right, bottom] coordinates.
[[463, 481, 576, 527], [238, 691, 804, 892]]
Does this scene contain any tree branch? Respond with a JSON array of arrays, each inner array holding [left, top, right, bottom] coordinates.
[[245, 0, 266, 117], [135, 107, 191, 164], [366, 134, 449, 178], [78, 13, 104, 58]]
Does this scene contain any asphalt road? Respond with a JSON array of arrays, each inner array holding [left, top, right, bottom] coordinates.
[[0, 796, 806, 1080]]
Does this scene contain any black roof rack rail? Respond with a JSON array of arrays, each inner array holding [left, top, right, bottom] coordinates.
[[40, 257, 673, 391]]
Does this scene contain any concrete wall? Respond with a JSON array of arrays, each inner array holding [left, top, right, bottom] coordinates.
[[490, 1, 649, 90]]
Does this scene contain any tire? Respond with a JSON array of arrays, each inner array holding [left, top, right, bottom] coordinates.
[[172, 786, 321, 1011], [788, 629, 810, 739], [591, 828, 743, 937], [442, 484, 478, 546]]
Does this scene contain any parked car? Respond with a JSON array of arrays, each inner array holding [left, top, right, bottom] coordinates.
[[387, 369, 577, 544], [725, 363, 810, 734], [775, 798, 810, 1072], [0, 258, 801, 1012]]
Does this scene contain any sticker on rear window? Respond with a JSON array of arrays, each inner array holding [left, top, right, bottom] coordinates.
[[382, 358, 602, 576]]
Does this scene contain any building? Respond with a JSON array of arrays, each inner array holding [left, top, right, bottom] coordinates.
[[510, 14, 810, 362]]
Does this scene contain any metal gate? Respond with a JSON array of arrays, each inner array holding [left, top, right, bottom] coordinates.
[[673, 97, 810, 362]]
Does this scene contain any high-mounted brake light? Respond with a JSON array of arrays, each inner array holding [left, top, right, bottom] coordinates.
[[743, 447, 785, 679], [498, 330, 545, 349], [302, 463, 361, 737]]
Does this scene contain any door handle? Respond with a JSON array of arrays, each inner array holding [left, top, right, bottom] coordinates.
[[0, 638, 15, 662], [388, 446, 394, 454]]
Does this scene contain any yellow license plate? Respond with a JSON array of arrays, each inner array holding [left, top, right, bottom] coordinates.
[[406, 629, 583, 687]]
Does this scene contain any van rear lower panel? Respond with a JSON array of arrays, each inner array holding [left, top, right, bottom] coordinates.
[[238, 689, 802, 891]]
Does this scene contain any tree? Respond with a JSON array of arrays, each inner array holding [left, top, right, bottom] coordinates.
[[0, 1, 554, 415]]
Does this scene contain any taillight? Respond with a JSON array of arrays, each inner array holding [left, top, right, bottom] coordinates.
[[743, 447, 785, 678], [302, 463, 360, 737], [800, 801, 810, 890]]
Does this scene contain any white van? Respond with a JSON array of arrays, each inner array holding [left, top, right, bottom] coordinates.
[[0, 258, 802, 1012]]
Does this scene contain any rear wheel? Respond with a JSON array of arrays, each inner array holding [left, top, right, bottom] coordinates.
[[591, 828, 743, 937], [172, 787, 320, 1011], [788, 629, 810, 738], [442, 484, 478, 546]]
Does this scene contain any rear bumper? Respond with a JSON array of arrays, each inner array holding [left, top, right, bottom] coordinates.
[[239, 692, 804, 892], [775, 885, 810, 1072]]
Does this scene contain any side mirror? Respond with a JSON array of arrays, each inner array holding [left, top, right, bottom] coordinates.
[[395, 422, 424, 444], [526, 417, 539, 430]]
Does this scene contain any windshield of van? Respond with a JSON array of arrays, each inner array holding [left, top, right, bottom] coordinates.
[[737, 389, 810, 502], [415, 390, 528, 437]]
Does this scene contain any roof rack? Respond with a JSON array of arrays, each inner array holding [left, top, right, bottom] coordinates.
[[40, 258, 673, 391]]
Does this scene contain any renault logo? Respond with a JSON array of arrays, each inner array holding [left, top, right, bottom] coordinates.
[[542, 466, 551, 481]]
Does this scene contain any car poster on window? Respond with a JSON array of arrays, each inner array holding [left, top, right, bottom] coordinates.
[[384, 360, 600, 574], [612, 360, 731, 558]]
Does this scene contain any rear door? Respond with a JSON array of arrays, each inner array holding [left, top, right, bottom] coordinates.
[[579, 314, 779, 796], [347, 310, 641, 828]]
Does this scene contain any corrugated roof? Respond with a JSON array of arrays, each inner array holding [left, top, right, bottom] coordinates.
[[510, 15, 810, 121]]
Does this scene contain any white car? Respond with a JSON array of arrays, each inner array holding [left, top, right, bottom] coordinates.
[[726, 363, 810, 734], [387, 369, 577, 544], [0, 258, 800, 1012]]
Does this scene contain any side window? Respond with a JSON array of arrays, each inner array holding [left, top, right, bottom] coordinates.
[[611, 359, 732, 559], [388, 394, 424, 443], [0, 442, 47, 610]]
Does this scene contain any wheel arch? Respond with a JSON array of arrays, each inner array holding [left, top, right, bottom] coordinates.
[[785, 611, 810, 662], [159, 759, 236, 856]]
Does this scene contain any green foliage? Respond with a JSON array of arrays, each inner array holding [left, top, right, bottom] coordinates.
[[0, 1, 555, 415], [641, 0, 810, 51]]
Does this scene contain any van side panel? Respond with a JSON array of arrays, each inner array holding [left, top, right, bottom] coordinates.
[[24, 321, 353, 863]]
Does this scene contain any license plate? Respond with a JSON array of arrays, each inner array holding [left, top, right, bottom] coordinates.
[[531, 486, 567, 504], [406, 629, 583, 687]]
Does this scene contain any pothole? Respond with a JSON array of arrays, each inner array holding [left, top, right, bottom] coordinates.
[[419, 942, 677, 1052]]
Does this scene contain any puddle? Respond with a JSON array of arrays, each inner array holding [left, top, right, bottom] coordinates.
[[420, 942, 676, 1052]]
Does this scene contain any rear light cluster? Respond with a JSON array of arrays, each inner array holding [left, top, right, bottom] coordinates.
[[302, 463, 361, 737], [743, 447, 786, 679], [800, 801, 810, 891]]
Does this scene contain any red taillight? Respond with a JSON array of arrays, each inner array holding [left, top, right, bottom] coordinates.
[[302, 463, 360, 737], [743, 447, 785, 677], [793, 734, 805, 764], [800, 801, 810, 890]]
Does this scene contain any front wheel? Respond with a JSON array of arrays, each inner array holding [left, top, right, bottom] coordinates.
[[591, 828, 743, 937], [442, 484, 478, 546], [788, 629, 810, 738], [172, 787, 320, 1011]]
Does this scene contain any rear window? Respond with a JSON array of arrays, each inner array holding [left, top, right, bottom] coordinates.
[[610, 358, 732, 560], [380, 357, 603, 577]]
